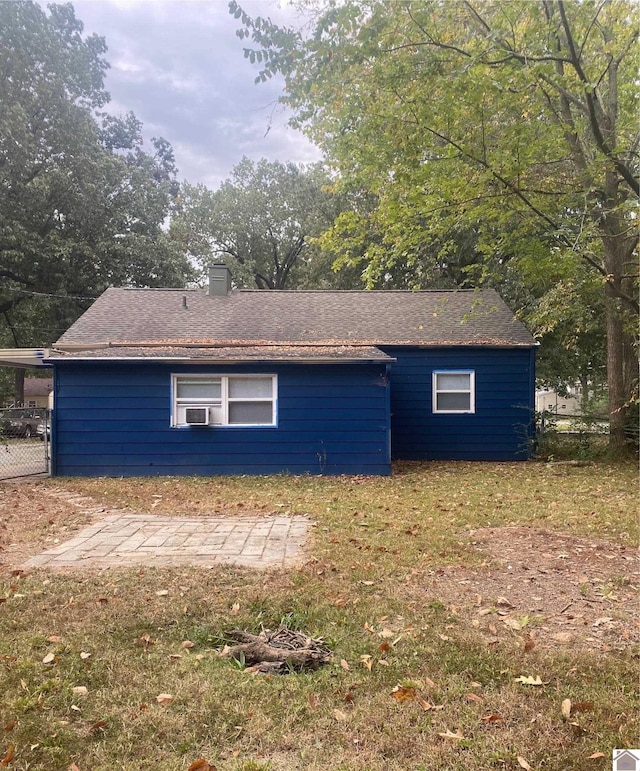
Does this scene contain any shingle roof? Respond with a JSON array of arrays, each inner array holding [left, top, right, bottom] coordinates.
[[56, 288, 534, 352], [48, 345, 394, 363]]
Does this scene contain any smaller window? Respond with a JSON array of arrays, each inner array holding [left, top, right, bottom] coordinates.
[[27, 400, 37, 408], [433, 371, 475, 414]]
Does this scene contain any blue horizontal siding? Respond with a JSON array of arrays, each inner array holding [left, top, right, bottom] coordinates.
[[52, 361, 391, 477], [381, 346, 534, 461]]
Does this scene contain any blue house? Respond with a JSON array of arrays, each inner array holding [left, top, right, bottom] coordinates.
[[45, 266, 536, 477]]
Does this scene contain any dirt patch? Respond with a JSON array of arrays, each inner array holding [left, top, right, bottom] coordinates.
[[411, 526, 639, 652], [0, 483, 112, 570]]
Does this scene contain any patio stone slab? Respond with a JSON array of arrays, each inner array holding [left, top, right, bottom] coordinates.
[[23, 512, 310, 569]]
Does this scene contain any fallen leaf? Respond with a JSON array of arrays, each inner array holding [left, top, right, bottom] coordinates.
[[88, 720, 106, 733], [156, 693, 174, 706], [181, 640, 195, 649], [68, 764, 81, 771], [231, 601, 240, 615], [587, 752, 605, 759], [515, 675, 543, 686], [437, 728, 464, 741], [466, 693, 483, 703], [517, 757, 533, 770], [80, 652, 91, 660], [416, 696, 433, 711], [155, 590, 169, 597], [360, 655, 373, 671], [390, 685, 416, 703], [47, 635, 62, 643], [333, 709, 348, 722], [481, 713, 503, 723], [524, 632, 536, 652], [378, 642, 390, 654], [307, 693, 319, 710], [359, 580, 375, 586], [340, 659, 350, 671], [0, 744, 15, 767], [551, 632, 573, 643], [333, 597, 348, 607], [42, 652, 56, 664], [561, 699, 571, 719], [2, 722, 15, 733], [187, 760, 217, 771], [72, 686, 88, 697]]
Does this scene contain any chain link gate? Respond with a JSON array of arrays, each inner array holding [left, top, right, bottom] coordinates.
[[0, 410, 50, 479]]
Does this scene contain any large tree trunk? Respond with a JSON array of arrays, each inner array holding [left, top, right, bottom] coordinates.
[[606, 301, 628, 449]]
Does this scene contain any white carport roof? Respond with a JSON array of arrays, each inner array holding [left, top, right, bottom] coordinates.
[[0, 349, 51, 368]]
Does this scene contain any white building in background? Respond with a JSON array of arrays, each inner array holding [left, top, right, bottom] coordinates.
[[535, 387, 582, 415]]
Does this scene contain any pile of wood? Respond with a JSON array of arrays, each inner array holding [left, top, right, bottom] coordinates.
[[222, 627, 332, 674]]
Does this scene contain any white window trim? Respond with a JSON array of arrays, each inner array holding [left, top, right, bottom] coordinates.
[[171, 374, 277, 427], [432, 370, 475, 414]]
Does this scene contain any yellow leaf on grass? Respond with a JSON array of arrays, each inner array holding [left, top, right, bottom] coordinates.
[[333, 709, 348, 722], [231, 602, 240, 615], [42, 653, 56, 664], [517, 757, 533, 770], [155, 590, 169, 597], [588, 752, 605, 759], [438, 729, 464, 741], [72, 686, 88, 697], [340, 659, 350, 671], [360, 655, 373, 671], [466, 693, 483, 703], [515, 675, 543, 686], [181, 640, 195, 649], [156, 693, 174, 706], [561, 699, 572, 719]]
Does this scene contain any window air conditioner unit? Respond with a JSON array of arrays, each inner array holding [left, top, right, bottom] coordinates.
[[185, 407, 209, 426]]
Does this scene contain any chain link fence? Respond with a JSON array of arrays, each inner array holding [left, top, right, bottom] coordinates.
[[0, 409, 50, 479]]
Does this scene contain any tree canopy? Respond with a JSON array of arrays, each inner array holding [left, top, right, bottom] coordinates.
[[233, 0, 639, 445], [170, 157, 346, 289], [0, 1, 192, 365]]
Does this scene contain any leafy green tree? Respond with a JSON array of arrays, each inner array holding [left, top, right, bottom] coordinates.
[[233, 0, 639, 447], [0, 1, 192, 370], [171, 157, 344, 289]]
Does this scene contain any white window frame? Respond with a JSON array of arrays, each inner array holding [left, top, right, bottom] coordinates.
[[171, 374, 277, 427], [432, 370, 475, 414]]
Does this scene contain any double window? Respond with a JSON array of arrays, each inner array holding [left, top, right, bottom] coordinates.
[[432, 371, 475, 414], [172, 374, 276, 427]]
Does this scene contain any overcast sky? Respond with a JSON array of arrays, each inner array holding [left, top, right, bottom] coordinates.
[[71, 0, 321, 189]]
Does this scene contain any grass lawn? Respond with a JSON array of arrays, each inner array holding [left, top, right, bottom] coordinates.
[[0, 461, 638, 770]]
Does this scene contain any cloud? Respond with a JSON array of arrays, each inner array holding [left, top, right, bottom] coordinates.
[[71, 0, 321, 188]]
